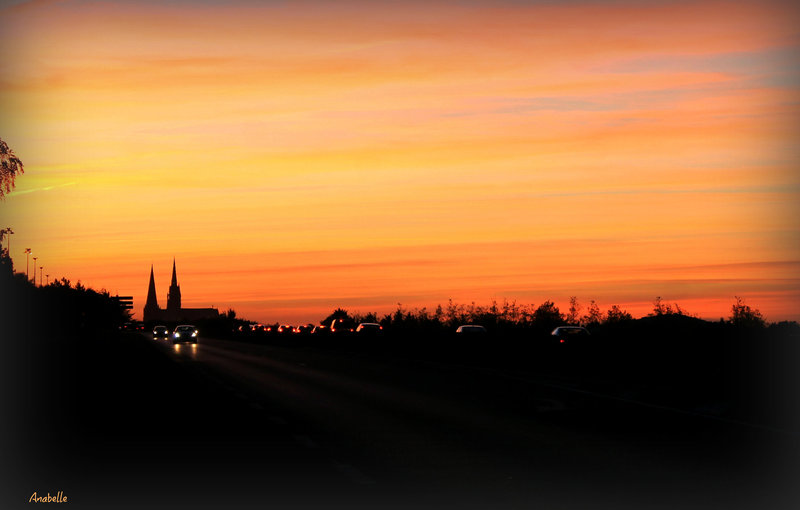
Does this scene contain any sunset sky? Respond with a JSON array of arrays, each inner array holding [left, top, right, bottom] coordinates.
[[2, 0, 799, 324]]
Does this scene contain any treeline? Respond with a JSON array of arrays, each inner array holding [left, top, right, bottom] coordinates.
[[329, 295, 786, 337], [219, 296, 798, 351], [311, 298, 797, 427], [2, 269, 131, 338]]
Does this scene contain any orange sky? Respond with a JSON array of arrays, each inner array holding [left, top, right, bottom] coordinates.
[[2, 0, 799, 324]]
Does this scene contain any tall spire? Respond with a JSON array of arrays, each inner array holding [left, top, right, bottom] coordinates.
[[143, 264, 160, 322], [167, 257, 181, 311], [171, 257, 178, 287], [145, 265, 159, 308]]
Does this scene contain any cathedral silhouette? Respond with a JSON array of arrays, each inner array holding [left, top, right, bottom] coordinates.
[[143, 259, 219, 323]]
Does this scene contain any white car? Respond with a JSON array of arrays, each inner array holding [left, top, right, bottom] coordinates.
[[172, 324, 198, 344], [550, 326, 590, 344], [355, 323, 383, 335]]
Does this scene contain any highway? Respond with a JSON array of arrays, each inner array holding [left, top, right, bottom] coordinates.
[[6, 330, 798, 509], [150, 333, 796, 509]]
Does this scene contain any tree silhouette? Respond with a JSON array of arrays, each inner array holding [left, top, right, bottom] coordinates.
[[1, 138, 24, 199], [729, 296, 765, 328], [532, 300, 563, 330], [650, 296, 688, 316], [320, 307, 353, 326], [605, 304, 633, 324], [651, 296, 667, 316], [582, 299, 603, 327], [566, 296, 581, 325]]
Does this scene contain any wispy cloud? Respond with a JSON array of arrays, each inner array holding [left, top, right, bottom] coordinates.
[[9, 182, 76, 196], [603, 47, 800, 75]]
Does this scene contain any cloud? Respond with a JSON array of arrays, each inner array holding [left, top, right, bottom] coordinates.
[[0, 0, 63, 12], [8, 181, 76, 196], [190, 258, 443, 278]]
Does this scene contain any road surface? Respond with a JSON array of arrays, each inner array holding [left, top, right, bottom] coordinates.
[[5, 330, 798, 509]]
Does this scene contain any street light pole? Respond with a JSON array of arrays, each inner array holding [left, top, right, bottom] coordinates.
[[25, 248, 31, 280], [32, 257, 38, 283], [39, 266, 43, 286], [45, 274, 49, 286]]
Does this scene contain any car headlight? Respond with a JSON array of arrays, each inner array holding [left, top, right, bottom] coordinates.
[[174, 332, 180, 337], [191, 332, 197, 337]]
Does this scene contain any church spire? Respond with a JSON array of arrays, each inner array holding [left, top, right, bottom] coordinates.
[[171, 257, 178, 287], [145, 265, 159, 308], [167, 257, 181, 311], [143, 264, 160, 322]]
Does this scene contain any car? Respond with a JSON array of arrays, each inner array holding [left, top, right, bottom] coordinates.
[[550, 326, 590, 344], [121, 321, 145, 332], [330, 318, 354, 335], [293, 324, 314, 335], [172, 324, 199, 344], [277, 324, 295, 335], [252, 324, 270, 337], [311, 325, 331, 336], [355, 322, 383, 335], [455, 325, 487, 335], [152, 325, 169, 339]]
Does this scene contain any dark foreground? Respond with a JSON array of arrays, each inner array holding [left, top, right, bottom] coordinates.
[[2, 328, 798, 510]]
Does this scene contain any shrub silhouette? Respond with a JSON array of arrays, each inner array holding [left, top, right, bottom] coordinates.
[[582, 299, 603, 327], [605, 304, 633, 324], [729, 296, 766, 329], [320, 307, 353, 326], [566, 296, 582, 325]]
